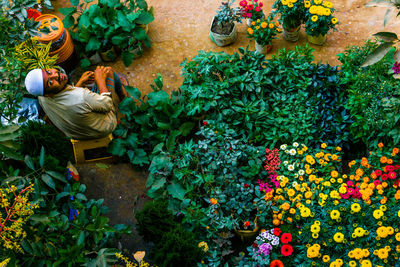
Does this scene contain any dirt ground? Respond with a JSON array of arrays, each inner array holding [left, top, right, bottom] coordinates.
[[47, 0, 400, 256]]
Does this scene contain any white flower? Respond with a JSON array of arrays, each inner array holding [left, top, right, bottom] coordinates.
[[293, 142, 299, 147], [283, 161, 289, 165], [298, 169, 305, 175], [280, 144, 287, 150], [288, 165, 295, 171], [294, 173, 299, 178], [289, 149, 296, 155], [292, 181, 298, 187]]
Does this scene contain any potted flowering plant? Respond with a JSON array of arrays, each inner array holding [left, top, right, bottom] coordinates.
[[239, 0, 265, 26], [272, 0, 306, 42], [210, 0, 243, 47], [304, 0, 338, 45], [247, 17, 281, 54]]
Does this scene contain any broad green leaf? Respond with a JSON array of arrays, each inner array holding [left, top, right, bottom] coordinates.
[[63, 15, 75, 29], [111, 35, 126, 46], [373, 31, 398, 42], [136, 11, 154, 24], [96, 163, 110, 169], [86, 37, 101, 52], [148, 90, 169, 106], [71, 0, 79, 6], [77, 231, 85, 246], [0, 131, 20, 142], [154, 74, 163, 89], [75, 193, 87, 201], [59, 7, 76, 16], [29, 214, 50, 223], [179, 122, 195, 136], [56, 191, 70, 201], [151, 177, 166, 190], [25, 155, 35, 170], [0, 144, 22, 160], [130, 149, 149, 165], [0, 124, 19, 135], [361, 42, 394, 67], [125, 86, 141, 100], [122, 51, 134, 67], [81, 58, 91, 69], [108, 139, 126, 156], [167, 182, 186, 200], [94, 17, 108, 28], [39, 147, 45, 167], [47, 171, 67, 183], [41, 173, 56, 190]]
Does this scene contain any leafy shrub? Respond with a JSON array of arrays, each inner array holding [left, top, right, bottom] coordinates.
[[135, 200, 177, 243], [20, 120, 73, 166], [338, 40, 400, 147], [152, 226, 204, 267], [109, 74, 195, 166]]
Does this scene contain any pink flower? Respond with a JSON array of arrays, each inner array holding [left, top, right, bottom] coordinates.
[[240, 0, 247, 7], [248, 4, 254, 10], [386, 165, 395, 172], [247, 12, 253, 18], [373, 179, 381, 186], [375, 169, 382, 176], [242, 12, 248, 17], [389, 171, 397, 179], [392, 61, 400, 74], [258, 2, 263, 7], [381, 174, 388, 180], [254, 0, 258, 2], [347, 181, 353, 187], [255, 6, 261, 12]]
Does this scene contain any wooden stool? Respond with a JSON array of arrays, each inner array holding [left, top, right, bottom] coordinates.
[[70, 134, 113, 164]]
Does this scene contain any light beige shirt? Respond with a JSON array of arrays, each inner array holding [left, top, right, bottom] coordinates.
[[38, 85, 117, 140]]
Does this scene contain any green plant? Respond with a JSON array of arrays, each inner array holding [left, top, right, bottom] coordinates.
[[152, 226, 204, 267], [272, 0, 306, 29], [304, 0, 338, 36], [247, 16, 281, 45], [20, 120, 73, 166], [108, 74, 195, 166], [215, 0, 243, 24], [135, 200, 177, 243], [14, 38, 58, 72], [60, 0, 154, 67]]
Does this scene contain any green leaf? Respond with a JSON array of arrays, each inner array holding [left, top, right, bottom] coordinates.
[[167, 182, 186, 200], [111, 35, 126, 46], [81, 58, 91, 69], [25, 155, 35, 170], [0, 124, 19, 135], [122, 51, 134, 67], [125, 86, 141, 100], [179, 122, 195, 136], [63, 15, 75, 29], [42, 173, 56, 190], [39, 147, 45, 168], [56, 191, 70, 201], [75, 193, 87, 201], [136, 11, 154, 24], [29, 214, 50, 223], [0, 131, 20, 141], [59, 7, 76, 16], [151, 177, 166, 190], [93, 17, 108, 28], [96, 163, 110, 169], [361, 42, 394, 67], [71, 0, 80, 6], [166, 130, 180, 151], [108, 139, 126, 156], [86, 37, 101, 52], [373, 31, 398, 42], [0, 144, 22, 160], [130, 149, 149, 166], [148, 90, 169, 106], [77, 231, 85, 246], [154, 74, 163, 89], [47, 171, 67, 183]]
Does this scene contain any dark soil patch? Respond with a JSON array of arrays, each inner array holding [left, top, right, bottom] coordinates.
[[211, 18, 234, 35]]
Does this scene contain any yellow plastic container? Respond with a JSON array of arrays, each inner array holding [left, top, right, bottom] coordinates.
[[70, 134, 113, 164], [307, 34, 327, 46]]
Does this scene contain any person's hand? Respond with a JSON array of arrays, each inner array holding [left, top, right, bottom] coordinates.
[[94, 66, 108, 84], [75, 71, 94, 87]]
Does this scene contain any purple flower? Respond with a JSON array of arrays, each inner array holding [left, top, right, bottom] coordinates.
[[392, 61, 400, 74], [259, 243, 273, 255]]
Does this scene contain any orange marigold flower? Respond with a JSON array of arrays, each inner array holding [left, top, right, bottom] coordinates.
[[380, 156, 387, 164], [261, 22, 268, 28], [380, 197, 387, 204], [275, 21, 280, 27], [356, 168, 364, 176], [378, 142, 384, 148], [387, 159, 393, 164], [210, 198, 218, 205], [393, 147, 399, 154], [281, 202, 290, 211], [363, 177, 370, 183], [269, 23, 274, 29], [348, 160, 356, 168]]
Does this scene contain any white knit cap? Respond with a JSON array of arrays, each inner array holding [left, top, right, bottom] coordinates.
[[25, 69, 44, 96]]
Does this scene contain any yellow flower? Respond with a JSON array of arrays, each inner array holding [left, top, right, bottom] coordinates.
[[373, 209, 384, 220], [351, 203, 361, 213], [311, 15, 318, 22], [333, 232, 344, 243], [312, 232, 319, 238], [396, 233, 400, 241], [331, 170, 338, 178], [314, 0, 322, 4], [349, 261, 356, 267], [261, 22, 268, 28], [330, 210, 340, 220], [331, 17, 338, 24], [269, 23, 274, 29], [198, 241, 209, 252], [309, 5, 317, 14], [257, 19, 261, 23], [361, 260, 372, 267], [324, 8, 331, 16], [324, 1, 333, 8], [311, 225, 320, 233], [288, 2, 294, 7], [251, 21, 256, 26], [322, 255, 330, 262], [304, 0, 311, 8], [256, 26, 260, 30], [247, 28, 254, 35]]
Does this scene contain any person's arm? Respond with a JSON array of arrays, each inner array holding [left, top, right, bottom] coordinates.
[[75, 71, 94, 88], [94, 66, 110, 95]]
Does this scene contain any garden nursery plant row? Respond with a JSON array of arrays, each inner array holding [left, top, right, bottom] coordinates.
[[2, 0, 400, 267]]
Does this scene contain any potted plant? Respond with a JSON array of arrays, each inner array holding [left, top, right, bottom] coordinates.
[[247, 17, 281, 55], [304, 0, 338, 45], [60, 0, 154, 68], [209, 0, 243, 47], [239, 0, 265, 26], [272, 0, 306, 42]]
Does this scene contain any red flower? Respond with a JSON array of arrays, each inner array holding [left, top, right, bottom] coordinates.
[[381, 174, 388, 181], [246, 12, 253, 18], [244, 221, 251, 228], [259, 2, 263, 7], [244, 183, 250, 188], [273, 228, 281, 236], [203, 121, 208, 126], [387, 165, 395, 172], [281, 244, 293, 256], [375, 169, 382, 176], [373, 179, 381, 186], [280, 233, 292, 244], [389, 171, 397, 179], [255, 6, 261, 12], [26, 8, 42, 20], [252, 242, 258, 248], [247, 4, 254, 10], [270, 260, 284, 267]]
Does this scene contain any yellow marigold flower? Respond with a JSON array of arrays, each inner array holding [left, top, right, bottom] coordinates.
[[256, 26, 260, 30], [269, 23, 274, 29], [322, 255, 330, 262], [257, 19, 261, 23], [330, 210, 340, 220], [324, 1, 333, 8], [331, 17, 338, 24], [396, 233, 400, 241], [309, 5, 317, 13], [261, 22, 267, 28], [304, 0, 311, 8], [373, 209, 384, 219], [349, 261, 357, 267], [324, 8, 331, 16], [288, 2, 294, 7], [351, 203, 361, 213], [252, 21, 256, 26], [333, 232, 344, 243], [311, 225, 320, 233], [336, 146, 342, 151], [361, 260, 372, 267], [314, 0, 322, 4], [331, 170, 338, 178], [198, 241, 209, 252], [321, 143, 327, 148], [247, 28, 254, 35], [275, 21, 280, 27], [305, 191, 313, 199]]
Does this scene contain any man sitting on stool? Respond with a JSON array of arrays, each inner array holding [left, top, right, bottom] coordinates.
[[24, 66, 127, 140]]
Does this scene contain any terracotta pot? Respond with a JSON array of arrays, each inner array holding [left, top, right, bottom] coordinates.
[[307, 34, 327, 45], [209, 17, 237, 47], [283, 25, 301, 42], [255, 41, 272, 55]]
